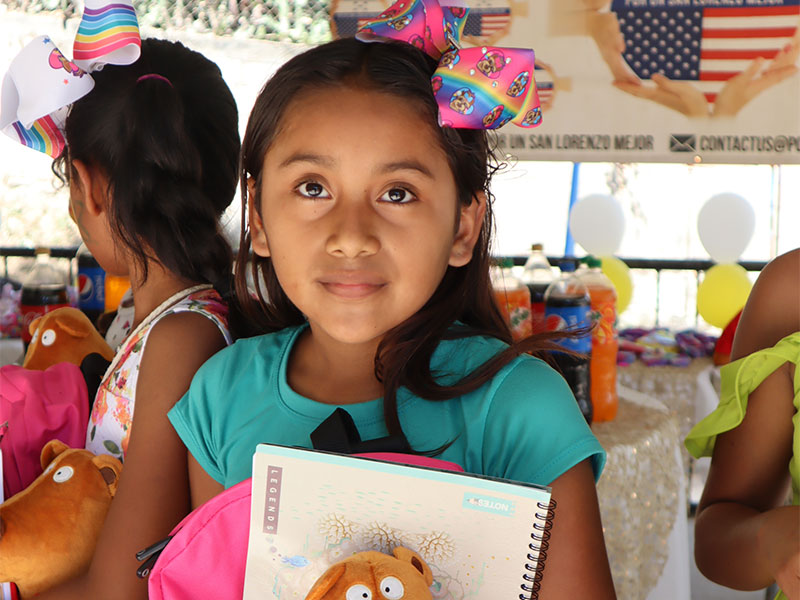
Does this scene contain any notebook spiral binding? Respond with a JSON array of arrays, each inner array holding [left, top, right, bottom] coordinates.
[[518, 498, 557, 600]]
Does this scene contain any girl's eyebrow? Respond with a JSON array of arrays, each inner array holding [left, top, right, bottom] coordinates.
[[279, 152, 336, 169], [278, 153, 433, 179], [377, 160, 434, 179]]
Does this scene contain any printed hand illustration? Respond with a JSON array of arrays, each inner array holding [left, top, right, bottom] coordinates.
[[713, 34, 800, 118], [588, 11, 640, 85], [613, 74, 709, 118]]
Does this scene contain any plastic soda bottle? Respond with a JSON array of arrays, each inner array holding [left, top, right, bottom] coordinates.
[[578, 256, 619, 422], [520, 243, 554, 334], [544, 261, 592, 423], [76, 244, 105, 325], [19, 247, 70, 347], [105, 274, 131, 313], [491, 258, 532, 341]]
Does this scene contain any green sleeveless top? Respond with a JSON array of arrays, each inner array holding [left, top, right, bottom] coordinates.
[[685, 331, 800, 600]]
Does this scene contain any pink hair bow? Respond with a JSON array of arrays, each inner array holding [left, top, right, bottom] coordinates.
[[356, 0, 542, 130], [0, 0, 141, 157]]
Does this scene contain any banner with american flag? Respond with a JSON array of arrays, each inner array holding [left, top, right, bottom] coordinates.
[[610, 0, 800, 104], [328, 0, 800, 163]]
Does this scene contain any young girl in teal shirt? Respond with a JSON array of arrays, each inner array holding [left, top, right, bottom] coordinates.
[[170, 19, 615, 597]]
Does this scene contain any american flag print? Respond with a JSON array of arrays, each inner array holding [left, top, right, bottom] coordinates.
[[610, 1, 800, 103], [535, 61, 554, 108], [329, 0, 388, 37], [462, 0, 512, 44], [330, 0, 514, 44]]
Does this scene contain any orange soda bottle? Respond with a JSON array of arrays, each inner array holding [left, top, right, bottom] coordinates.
[[491, 258, 532, 341], [577, 256, 618, 421]]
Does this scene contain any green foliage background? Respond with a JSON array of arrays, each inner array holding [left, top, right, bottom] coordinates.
[[2, 0, 333, 43]]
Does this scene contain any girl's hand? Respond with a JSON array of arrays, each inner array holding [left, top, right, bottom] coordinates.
[[758, 505, 800, 600]]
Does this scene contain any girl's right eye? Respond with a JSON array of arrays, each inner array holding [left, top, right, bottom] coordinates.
[[296, 181, 330, 199]]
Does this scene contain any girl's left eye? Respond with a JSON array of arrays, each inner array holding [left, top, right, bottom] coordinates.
[[380, 188, 416, 204], [296, 181, 330, 199]]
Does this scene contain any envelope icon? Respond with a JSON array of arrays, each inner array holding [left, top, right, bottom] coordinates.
[[670, 134, 696, 153]]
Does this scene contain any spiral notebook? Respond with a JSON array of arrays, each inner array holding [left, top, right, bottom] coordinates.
[[243, 443, 555, 600]]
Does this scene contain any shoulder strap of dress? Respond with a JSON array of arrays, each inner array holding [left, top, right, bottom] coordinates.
[[101, 284, 213, 383]]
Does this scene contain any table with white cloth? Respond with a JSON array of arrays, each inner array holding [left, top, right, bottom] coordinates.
[[593, 385, 691, 600], [617, 358, 718, 472], [617, 357, 715, 443]]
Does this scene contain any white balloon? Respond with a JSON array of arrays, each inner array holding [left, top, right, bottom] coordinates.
[[569, 194, 626, 256], [697, 193, 755, 263]]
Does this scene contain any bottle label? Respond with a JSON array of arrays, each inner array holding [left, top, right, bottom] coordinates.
[[78, 265, 106, 311], [20, 302, 70, 343], [592, 298, 617, 345], [545, 304, 591, 353], [531, 302, 546, 333], [508, 305, 532, 340], [494, 287, 532, 341]]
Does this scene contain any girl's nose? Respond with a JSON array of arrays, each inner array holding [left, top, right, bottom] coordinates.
[[324, 202, 380, 259]]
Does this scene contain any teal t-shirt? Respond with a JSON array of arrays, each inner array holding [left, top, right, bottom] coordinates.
[[169, 325, 606, 490]]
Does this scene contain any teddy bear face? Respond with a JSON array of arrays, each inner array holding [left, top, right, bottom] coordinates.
[[22, 307, 114, 371], [305, 548, 433, 600], [0, 440, 121, 598]]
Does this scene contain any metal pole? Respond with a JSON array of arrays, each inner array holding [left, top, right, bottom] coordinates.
[[564, 162, 580, 257]]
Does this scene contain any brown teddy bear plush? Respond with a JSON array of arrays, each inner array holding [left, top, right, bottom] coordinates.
[[2, 307, 116, 499], [305, 547, 433, 600], [22, 307, 115, 371], [0, 439, 122, 598]]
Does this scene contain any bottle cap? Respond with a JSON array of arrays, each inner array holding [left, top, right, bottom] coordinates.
[[585, 256, 602, 268], [559, 261, 576, 273], [531, 243, 543, 251]]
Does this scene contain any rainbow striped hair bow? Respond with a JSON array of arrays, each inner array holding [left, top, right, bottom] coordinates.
[[0, 0, 140, 157], [356, 0, 542, 130]]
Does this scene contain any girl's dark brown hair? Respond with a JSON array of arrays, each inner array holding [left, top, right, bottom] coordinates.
[[54, 39, 242, 329], [237, 37, 568, 443]]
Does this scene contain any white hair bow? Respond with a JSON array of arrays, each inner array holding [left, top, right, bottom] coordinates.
[[0, 0, 141, 157]]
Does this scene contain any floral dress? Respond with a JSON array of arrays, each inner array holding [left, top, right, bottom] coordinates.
[[85, 287, 231, 460]]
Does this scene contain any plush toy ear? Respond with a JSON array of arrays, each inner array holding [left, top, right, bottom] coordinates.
[[28, 315, 43, 337], [54, 310, 91, 338], [393, 547, 433, 586], [304, 562, 347, 600], [40, 439, 71, 469], [92, 453, 123, 497]]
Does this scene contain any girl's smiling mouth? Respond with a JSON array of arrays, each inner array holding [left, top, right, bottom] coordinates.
[[318, 272, 387, 298]]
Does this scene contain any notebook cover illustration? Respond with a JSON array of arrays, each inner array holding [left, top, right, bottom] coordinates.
[[243, 444, 554, 600]]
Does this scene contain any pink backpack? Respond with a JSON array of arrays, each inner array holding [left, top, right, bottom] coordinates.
[[141, 477, 252, 600], [0, 362, 89, 499], [139, 453, 462, 599]]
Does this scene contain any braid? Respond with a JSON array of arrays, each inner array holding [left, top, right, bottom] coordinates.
[[60, 38, 239, 294]]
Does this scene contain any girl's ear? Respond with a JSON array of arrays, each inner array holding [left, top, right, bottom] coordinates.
[[71, 159, 107, 217], [247, 177, 270, 258], [449, 191, 487, 267]]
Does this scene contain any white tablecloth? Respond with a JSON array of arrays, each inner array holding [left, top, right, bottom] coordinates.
[[0, 337, 24, 367]]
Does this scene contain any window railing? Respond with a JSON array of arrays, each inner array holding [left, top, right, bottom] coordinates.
[[503, 256, 767, 330], [1, 247, 767, 329]]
